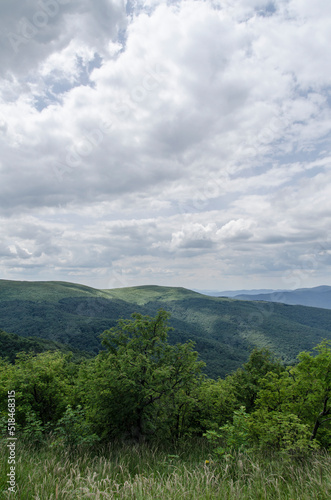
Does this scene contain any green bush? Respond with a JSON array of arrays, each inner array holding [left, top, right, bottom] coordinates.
[[249, 410, 319, 455], [51, 404, 100, 449], [204, 406, 251, 459]]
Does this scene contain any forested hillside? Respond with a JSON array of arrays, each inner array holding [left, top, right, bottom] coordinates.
[[1, 280, 331, 378], [1, 310, 331, 498], [1, 311, 331, 448], [0, 329, 91, 363]]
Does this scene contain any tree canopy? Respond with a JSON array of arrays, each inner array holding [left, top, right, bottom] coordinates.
[[1, 310, 331, 454], [81, 310, 205, 440]]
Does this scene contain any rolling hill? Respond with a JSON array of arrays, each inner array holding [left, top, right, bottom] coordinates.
[[1, 279, 331, 378]]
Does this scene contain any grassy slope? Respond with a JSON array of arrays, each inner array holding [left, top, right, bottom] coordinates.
[[1, 438, 331, 499], [103, 285, 204, 304], [1, 280, 331, 378], [0, 279, 111, 302]]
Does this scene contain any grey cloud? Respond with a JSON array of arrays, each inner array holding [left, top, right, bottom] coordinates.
[[0, 0, 331, 290], [179, 239, 215, 250], [0, 0, 126, 77], [0, 243, 13, 258]]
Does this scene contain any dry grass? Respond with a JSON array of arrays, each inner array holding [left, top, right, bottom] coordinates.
[[1, 438, 331, 499]]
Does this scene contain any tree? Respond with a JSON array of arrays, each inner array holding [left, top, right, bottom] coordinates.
[[249, 341, 331, 451], [295, 341, 331, 443], [0, 351, 75, 430], [82, 310, 205, 440], [229, 347, 285, 412], [189, 377, 238, 433]]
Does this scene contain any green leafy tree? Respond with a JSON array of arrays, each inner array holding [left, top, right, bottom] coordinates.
[[204, 406, 251, 459], [249, 341, 331, 451], [81, 310, 205, 440], [294, 341, 331, 443], [229, 347, 285, 412], [190, 377, 238, 433], [0, 351, 75, 431], [52, 404, 100, 449], [249, 408, 315, 454]]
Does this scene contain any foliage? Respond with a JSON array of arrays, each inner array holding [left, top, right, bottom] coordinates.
[[81, 310, 205, 440], [52, 404, 100, 449], [0, 351, 76, 429], [249, 410, 317, 455], [0, 302, 331, 464], [228, 347, 285, 411], [204, 406, 251, 459], [249, 340, 331, 451], [21, 409, 47, 446], [189, 377, 238, 432]]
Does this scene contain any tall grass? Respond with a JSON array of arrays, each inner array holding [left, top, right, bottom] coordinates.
[[1, 437, 330, 499]]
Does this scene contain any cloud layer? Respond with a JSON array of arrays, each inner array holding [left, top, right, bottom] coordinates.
[[1, 0, 331, 290]]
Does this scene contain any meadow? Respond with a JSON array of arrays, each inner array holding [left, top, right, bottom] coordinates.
[[1, 437, 331, 499]]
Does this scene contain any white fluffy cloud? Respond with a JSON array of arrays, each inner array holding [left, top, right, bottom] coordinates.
[[0, 0, 331, 290]]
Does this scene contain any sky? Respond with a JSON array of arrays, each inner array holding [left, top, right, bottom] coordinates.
[[0, 0, 331, 292]]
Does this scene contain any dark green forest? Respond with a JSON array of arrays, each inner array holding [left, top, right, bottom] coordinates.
[[2, 280, 331, 378]]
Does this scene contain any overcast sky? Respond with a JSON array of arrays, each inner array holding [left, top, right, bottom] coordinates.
[[0, 0, 331, 291]]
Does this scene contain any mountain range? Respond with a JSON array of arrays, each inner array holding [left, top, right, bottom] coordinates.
[[195, 286, 331, 310], [195, 289, 286, 298], [1, 280, 331, 378], [231, 285, 331, 310]]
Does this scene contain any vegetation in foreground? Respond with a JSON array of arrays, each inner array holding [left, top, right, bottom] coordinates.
[[0, 438, 331, 499], [1, 309, 331, 497]]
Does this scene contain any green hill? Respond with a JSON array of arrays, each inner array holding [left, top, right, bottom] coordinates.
[[0, 279, 111, 302], [1, 280, 331, 378]]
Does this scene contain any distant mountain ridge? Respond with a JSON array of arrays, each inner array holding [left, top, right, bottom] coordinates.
[[1, 280, 331, 378], [233, 285, 331, 310], [194, 289, 286, 298]]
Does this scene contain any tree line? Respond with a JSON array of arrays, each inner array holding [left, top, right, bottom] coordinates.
[[1, 310, 330, 454]]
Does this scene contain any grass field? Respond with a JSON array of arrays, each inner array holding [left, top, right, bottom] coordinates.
[[1, 437, 331, 499]]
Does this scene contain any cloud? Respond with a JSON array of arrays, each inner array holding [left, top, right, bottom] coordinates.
[[0, 0, 331, 290], [216, 219, 255, 242], [0, 0, 126, 76]]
